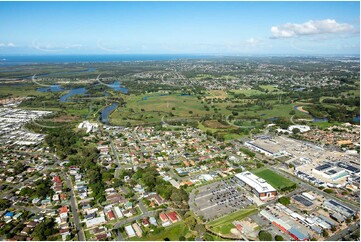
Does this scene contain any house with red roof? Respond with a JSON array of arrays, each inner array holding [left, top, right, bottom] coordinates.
[[59, 206, 68, 214], [142, 218, 150, 227], [53, 176, 61, 183], [159, 212, 168, 222], [166, 211, 179, 223], [107, 211, 115, 221]]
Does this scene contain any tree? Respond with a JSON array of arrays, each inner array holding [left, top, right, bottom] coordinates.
[[203, 233, 214, 241], [31, 219, 58, 240], [275, 235, 284, 241], [179, 236, 186, 241], [259, 230, 272, 241], [292, 128, 301, 135], [195, 224, 206, 234], [346, 217, 352, 224], [0, 199, 11, 210], [278, 197, 290, 206], [184, 216, 197, 230]]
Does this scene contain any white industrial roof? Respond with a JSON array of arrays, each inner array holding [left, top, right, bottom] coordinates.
[[235, 171, 276, 193]]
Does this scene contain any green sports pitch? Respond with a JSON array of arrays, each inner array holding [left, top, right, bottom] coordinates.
[[251, 168, 295, 190]]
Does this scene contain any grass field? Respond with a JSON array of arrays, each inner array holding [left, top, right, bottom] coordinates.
[[241, 102, 309, 119], [259, 85, 285, 94], [110, 91, 233, 126], [230, 89, 265, 97], [251, 168, 295, 190], [0, 85, 48, 97], [206, 90, 229, 99], [130, 222, 189, 241], [208, 205, 258, 235]]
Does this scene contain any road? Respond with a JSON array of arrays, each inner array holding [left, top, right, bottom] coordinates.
[[114, 210, 158, 229], [0, 174, 39, 199], [64, 174, 85, 241], [107, 133, 121, 178], [12, 204, 54, 214], [326, 222, 360, 241]]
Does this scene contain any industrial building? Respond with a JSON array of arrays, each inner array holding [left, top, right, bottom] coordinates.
[[260, 210, 309, 241], [323, 199, 355, 218], [235, 171, 277, 200]]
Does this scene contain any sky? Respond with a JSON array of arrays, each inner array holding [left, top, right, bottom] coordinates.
[[0, 1, 359, 55]]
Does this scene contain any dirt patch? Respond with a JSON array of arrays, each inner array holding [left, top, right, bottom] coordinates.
[[296, 106, 309, 114], [50, 115, 79, 123], [203, 120, 231, 129]]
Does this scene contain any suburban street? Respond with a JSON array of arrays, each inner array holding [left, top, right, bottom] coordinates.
[[107, 133, 121, 178], [64, 174, 85, 241]]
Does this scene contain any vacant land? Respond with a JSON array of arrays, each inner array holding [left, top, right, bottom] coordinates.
[[203, 120, 232, 129], [110, 92, 233, 127], [251, 168, 295, 190], [208, 205, 258, 235], [130, 222, 189, 241]]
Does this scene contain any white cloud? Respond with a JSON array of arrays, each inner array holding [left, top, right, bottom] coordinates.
[[0, 42, 16, 47], [271, 19, 355, 39], [96, 41, 131, 53], [65, 44, 83, 49], [245, 38, 261, 47], [31, 41, 84, 52]]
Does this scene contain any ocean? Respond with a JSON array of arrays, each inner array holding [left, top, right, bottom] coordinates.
[[0, 54, 211, 65]]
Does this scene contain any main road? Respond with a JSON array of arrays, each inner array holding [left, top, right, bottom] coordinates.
[[326, 222, 360, 241], [64, 174, 85, 241]]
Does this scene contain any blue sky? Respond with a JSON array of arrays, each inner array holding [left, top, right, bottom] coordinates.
[[0, 1, 359, 55]]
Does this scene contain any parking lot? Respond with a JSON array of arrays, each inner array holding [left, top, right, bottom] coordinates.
[[193, 177, 254, 220]]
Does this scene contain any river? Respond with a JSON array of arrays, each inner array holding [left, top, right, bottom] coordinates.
[[100, 102, 119, 124], [294, 105, 329, 122]]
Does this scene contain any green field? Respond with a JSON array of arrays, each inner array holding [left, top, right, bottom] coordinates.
[[208, 205, 258, 235], [110, 92, 233, 126], [0, 84, 48, 97], [251, 168, 295, 190], [129, 222, 189, 241], [230, 89, 265, 97], [259, 85, 285, 94]]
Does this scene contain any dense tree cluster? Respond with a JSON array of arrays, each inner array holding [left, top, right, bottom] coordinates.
[[0, 199, 11, 210], [45, 129, 105, 203], [122, 166, 189, 210], [31, 218, 58, 241], [259, 230, 273, 241]]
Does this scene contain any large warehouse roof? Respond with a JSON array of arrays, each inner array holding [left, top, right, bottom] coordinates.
[[235, 171, 276, 194]]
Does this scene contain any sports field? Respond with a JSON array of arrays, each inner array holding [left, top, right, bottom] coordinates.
[[251, 168, 295, 190]]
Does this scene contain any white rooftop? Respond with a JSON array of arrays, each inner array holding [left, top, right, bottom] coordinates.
[[235, 171, 276, 193]]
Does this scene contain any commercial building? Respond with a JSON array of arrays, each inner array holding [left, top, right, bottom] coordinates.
[[235, 171, 277, 200]]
